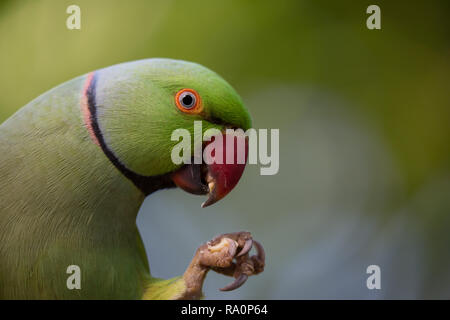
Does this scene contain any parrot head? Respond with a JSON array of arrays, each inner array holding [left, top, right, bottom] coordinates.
[[90, 58, 252, 207]]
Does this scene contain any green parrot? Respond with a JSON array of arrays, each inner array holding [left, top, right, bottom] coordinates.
[[0, 58, 265, 299]]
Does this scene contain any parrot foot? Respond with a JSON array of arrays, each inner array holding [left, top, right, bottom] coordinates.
[[181, 231, 265, 298]]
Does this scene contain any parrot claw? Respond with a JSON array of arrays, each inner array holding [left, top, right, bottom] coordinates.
[[197, 231, 265, 292], [181, 232, 265, 298]]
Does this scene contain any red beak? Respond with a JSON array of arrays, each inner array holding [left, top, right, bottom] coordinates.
[[171, 132, 248, 207]]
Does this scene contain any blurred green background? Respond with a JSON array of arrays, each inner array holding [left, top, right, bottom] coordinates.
[[1, 0, 449, 298]]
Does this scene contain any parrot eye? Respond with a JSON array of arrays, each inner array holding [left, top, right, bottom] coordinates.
[[175, 89, 202, 114], [179, 92, 195, 108]]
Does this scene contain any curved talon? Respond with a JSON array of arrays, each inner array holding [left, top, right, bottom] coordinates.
[[253, 240, 265, 262], [237, 239, 253, 257], [220, 274, 248, 291]]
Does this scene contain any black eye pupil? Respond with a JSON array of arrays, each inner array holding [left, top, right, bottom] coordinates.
[[179, 92, 196, 109], [182, 95, 193, 106]]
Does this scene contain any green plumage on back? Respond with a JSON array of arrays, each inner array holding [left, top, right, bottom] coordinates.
[[0, 58, 252, 299]]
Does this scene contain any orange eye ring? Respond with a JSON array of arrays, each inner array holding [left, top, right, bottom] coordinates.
[[175, 88, 202, 114]]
